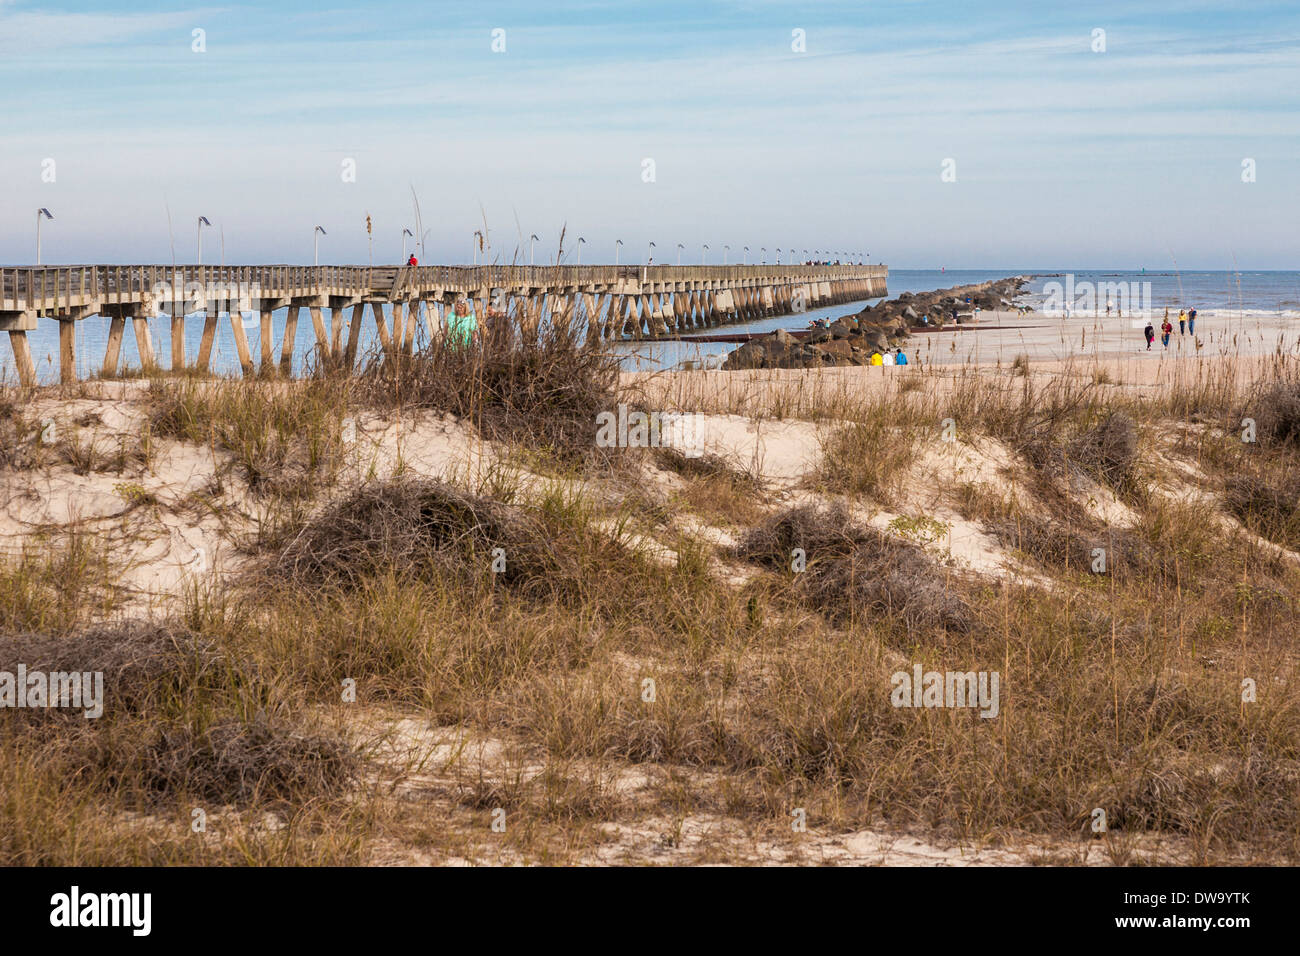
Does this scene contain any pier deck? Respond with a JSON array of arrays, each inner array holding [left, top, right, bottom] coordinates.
[[0, 263, 886, 385]]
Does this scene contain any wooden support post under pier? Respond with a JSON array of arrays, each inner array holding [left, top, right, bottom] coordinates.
[[103, 315, 126, 378], [58, 319, 76, 384], [390, 301, 404, 353], [343, 303, 364, 369], [308, 306, 330, 360], [171, 301, 187, 371], [552, 294, 571, 333], [133, 315, 157, 372], [582, 293, 599, 344], [403, 299, 418, 355], [371, 302, 393, 357], [228, 307, 254, 377], [260, 308, 275, 372], [280, 306, 301, 375], [196, 308, 220, 372], [6, 332, 37, 387]]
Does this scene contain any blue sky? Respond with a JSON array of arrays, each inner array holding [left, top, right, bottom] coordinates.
[[2, 0, 1298, 268]]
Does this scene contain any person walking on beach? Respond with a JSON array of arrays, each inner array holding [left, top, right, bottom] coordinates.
[[1188, 308, 1197, 335], [1178, 309, 1186, 335], [1106, 298, 1113, 316], [1144, 321, 1155, 350], [1160, 311, 1173, 348]]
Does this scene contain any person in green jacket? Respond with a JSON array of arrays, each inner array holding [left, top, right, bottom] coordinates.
[[447, 297, 477, 347]]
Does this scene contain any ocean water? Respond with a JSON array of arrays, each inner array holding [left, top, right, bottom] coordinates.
[[1018, 270, 1300, 317], [4, 270, 1298, 383]]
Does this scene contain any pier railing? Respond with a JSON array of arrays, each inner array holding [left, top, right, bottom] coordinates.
[[0, 263, 883, 313], [1, 263, 887, 386]]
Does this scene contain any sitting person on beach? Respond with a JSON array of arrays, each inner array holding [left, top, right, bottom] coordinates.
[[881, 350, 895, 366], [870, 351, 884, 366], [895, 348, 909, 365], [1144, 322, 1155, 350]]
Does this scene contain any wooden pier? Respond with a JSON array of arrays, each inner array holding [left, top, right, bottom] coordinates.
[[0, 263, 887, 386]]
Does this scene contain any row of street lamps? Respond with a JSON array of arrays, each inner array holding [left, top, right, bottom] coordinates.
[[29, 210, 869, 269], [514, 235, 869, 267]]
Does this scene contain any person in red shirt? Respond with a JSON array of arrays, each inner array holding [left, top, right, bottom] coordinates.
[[407, 254, 418, 267]]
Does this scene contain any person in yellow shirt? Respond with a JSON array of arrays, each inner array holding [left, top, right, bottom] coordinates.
[[870, 351, 883, 366]]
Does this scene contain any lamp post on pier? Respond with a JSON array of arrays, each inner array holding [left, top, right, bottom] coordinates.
[[35, 208, 54, 265], [196, 216, 211, 265]]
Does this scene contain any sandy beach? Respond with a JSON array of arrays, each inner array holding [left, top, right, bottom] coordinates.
[[631, 306, 1300, 415], [915, 307, 1300, 370]]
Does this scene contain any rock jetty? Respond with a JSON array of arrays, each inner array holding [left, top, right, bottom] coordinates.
[[721, 276, 1031, 370]]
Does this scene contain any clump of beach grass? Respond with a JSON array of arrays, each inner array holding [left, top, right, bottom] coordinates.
[[358, 311, 620, 463], [147, 376, 355, 496]]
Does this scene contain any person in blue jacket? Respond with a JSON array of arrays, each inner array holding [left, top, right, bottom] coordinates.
[[895, 348, 909, 365]]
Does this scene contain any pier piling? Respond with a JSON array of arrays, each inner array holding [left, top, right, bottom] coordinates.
[[1, 263, 885, 384]]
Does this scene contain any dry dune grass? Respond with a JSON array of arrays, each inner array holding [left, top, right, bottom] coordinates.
[[0, 619, 359, 865], [2, 341, 1300, 864], [357, 313, 621, 462]]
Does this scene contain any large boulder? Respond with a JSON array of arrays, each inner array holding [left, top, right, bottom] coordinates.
[[861, 329, 889, 352]]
